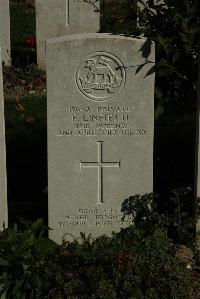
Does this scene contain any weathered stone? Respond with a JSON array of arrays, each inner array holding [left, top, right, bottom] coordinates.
[[0, 0, 11, 65], [0, 48, 8, 230], [47, 33, 155, 243], [36, 0, 100, 69]]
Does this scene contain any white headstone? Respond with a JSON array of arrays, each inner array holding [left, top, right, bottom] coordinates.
[[47, 33, 155, 244], [0, 48, 8, 229], [36, 0, 100, 69], [0, 0, 11, 65]]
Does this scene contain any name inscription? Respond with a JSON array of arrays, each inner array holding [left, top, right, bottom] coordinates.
[[57, 105, 147, 138]]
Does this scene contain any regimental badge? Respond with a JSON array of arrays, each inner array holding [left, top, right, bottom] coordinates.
[[76, 52, 126, 101]]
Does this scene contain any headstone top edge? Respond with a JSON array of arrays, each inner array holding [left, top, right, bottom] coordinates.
[[46, 33, 149, 46]]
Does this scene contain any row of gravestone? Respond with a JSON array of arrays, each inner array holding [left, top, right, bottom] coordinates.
[[0, 0, 153, 67], [0, 0, 198, 243], [1, 0, 152, 68], [0, 0, 100, 67]]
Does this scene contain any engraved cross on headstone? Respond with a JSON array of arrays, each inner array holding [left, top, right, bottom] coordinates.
[[80, 141, 121, 205]]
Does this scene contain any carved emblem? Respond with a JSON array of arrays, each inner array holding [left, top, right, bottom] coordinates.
[[76, 52, 126, 101]]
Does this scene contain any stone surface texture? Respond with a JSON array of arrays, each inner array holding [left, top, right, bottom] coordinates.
[[36, 0, 100, 69], [0, 49, 8, 229], [0, 0, 11, 65], [47, 33, 155, 243]]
